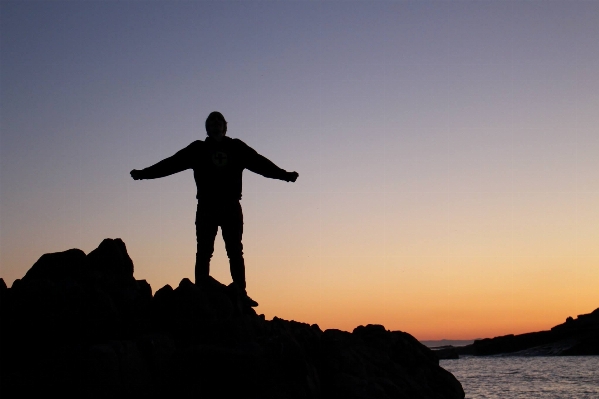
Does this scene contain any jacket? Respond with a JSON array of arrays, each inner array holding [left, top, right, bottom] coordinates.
[[137, 136, 289, 201]]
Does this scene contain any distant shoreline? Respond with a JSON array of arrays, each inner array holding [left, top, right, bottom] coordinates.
[[420, 339, 475, 348]]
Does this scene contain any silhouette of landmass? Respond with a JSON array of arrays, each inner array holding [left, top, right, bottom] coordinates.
[[0, 238, 464, 398], [450, 310, 599, 358], [429, 310, 599, 360], [421, 340, 475, 348]]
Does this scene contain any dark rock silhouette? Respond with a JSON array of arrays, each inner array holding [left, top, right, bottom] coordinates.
[[1, 239, 464, 398], [22, 248, 87, 282], [429, 346, 460, 360], [456, 308, 599, 357]]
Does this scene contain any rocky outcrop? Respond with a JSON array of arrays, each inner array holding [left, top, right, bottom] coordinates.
[[429, 346, 460, 360], [0, 239, 464, 398], [457, 309, 599, 357]]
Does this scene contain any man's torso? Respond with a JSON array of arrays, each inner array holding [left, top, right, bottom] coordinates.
[[189, 137, 249, 201]]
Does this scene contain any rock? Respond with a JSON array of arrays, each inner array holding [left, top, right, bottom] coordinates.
[[137, 333, 176, 373], [154, 284, 174, 300], [164, 343, 272, 397], [0, 278, 7, 309], [137, 280, 152, 299], [0, 238, 465, 399], [561, 332, 599, 356], [506, 338, 579, 356], [319, 325, 464, 399], [551, 308, 599, 333], [22, 248, 87, 283], [86, 238, 134, 280], [431, 346, 460, 360], [133, 280, 153, 316], [86, 238, 141, 316], [457, 307, 599, 357]]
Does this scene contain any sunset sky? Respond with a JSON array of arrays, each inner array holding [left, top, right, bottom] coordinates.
[[1, 1, 598, 340]]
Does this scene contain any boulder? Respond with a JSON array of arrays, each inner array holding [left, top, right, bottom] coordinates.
[[22, 248, 87, 283], [86, 238, 141, 316], [86, 238, 134, 280]]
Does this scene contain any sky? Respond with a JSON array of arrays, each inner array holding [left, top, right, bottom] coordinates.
[[1, 0, 598, 340]]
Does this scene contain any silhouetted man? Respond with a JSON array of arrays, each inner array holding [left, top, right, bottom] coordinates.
[[130, 112, 298, 306]]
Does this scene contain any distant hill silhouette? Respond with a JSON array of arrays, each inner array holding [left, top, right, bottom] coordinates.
[[428, 310, 599, 360], [452, 309, 599, 357], [420, 339, 475, 348], [0, 238, 464, 399]]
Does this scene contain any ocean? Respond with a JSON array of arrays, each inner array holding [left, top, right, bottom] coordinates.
[[440, 356, 599, 399]]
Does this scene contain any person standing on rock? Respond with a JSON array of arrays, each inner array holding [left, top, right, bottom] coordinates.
[[130, 111, 298, 306]]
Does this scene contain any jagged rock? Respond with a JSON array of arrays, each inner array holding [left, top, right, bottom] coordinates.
[[85, 238, 144, 318], [86, 238, 134, 279], [0, 239, 465, 399], [22, 248, 87, 283], [137, 280, 152, 299], [0, 278, 8, 309], [320, 325, 463, 399], [551, 308, 599, 333]]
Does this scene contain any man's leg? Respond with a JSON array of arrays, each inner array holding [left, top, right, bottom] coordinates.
[[221, 201, 246, 289], [195, 202, 218, 284], [222, 201, 258, 307]]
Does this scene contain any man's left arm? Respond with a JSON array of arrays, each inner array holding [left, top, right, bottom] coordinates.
[[244, 144, 298, 182]]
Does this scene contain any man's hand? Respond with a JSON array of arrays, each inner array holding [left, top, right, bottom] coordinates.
[[130, 169, 143, 180], [285, 171, 299, 183]]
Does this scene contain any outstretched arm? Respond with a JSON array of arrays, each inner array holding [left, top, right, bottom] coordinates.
[[130, 144, 194, 180], [246, 149, 298, 182]]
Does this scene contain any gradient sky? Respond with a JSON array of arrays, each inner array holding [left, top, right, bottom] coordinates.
[[1, 1, 598, 340]]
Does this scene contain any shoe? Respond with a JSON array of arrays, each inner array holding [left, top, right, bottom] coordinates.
[[243, 294, 259, 307]]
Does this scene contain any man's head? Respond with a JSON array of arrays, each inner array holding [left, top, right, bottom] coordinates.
[[205, 111, 227, 141]]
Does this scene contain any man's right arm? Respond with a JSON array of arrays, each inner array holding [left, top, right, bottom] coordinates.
[[130, 142, 196, 180]]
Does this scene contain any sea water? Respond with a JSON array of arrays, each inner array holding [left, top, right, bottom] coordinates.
[[440, 356, 599, 399]]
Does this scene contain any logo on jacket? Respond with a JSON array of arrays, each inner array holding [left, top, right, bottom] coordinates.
[[212, 151, 228, 167]]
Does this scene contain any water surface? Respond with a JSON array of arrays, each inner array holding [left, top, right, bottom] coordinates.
[[441, 356, 599, 399]]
